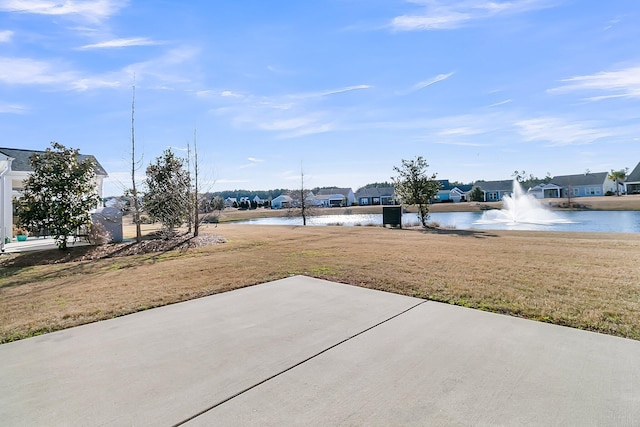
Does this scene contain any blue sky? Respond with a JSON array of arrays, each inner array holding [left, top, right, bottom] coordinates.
[[1, 0, 639, 197]]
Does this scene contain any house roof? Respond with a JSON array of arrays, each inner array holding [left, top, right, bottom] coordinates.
[[355, 187, 394, 198], [0, 147, 108, 176], [316, 187, 353, 197], [454, 184, 473, 192], [550, 172, 607, 187], [473, 180, 513, 192], [437, 179, 450, 189], [626, 162, 640, 183]]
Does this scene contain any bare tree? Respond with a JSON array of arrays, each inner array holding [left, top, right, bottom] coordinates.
[[288, 165, 317, 225], [193, 129, 200, 237], [129, 83, 143, 243]]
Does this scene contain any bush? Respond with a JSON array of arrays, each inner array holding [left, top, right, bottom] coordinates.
[[201, 215, 219, 224]]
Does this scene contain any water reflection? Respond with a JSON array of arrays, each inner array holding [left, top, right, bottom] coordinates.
[[236, 211, 640, 233]]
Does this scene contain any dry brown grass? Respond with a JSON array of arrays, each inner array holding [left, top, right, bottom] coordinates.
[[1, 222, 639, 344]]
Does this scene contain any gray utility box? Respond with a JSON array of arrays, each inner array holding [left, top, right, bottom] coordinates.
[[382, 206, 402, 228], [91, 207, 123, 243]]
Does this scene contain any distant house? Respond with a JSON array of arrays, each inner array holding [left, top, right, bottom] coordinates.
[[224, 197, 237, 207], [528, 183, 562, 199], [625, 162, 640, 195], [271, 194, 293, 209], [435, 180, 473, 203], [354, 187, 396, 206], [0, 147, 108, 240], [473, 180, 513, 202], [314, 188, 355, 207], [549, 172, 616, 198]]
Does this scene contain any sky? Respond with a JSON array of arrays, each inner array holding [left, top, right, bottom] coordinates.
[[1, 0, 640, 197]]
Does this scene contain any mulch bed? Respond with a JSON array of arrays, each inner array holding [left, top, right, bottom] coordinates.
[[0, 234, 227, 268]]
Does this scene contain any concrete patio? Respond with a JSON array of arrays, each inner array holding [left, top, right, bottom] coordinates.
[[1, 276, 638, 426]]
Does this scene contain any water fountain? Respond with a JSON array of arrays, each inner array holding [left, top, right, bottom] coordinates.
[[475, 180, 572, 226]]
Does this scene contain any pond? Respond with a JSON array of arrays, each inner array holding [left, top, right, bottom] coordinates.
[[236, 211, 640, 233]]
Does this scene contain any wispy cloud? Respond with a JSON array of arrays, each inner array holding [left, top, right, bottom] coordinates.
[[0, 56, 122, 90], [291, 84, 371, 100], [0, 101, 27, 113], [0, 56, 79, 85], [486, 99, 512, 107], [403, 72, 454, 93], [210, 84, 371, 138], [433, 141, 490, 147], [549, 65, 640, 100], [0, 0, 128, 23], [0, 30, 13, 42], [437, 126, 486, 136], [79, 37, 161, 49], [0, 50, 198, 91], [122, 46, 201, 87], [220, 90, 243, 98], [390, 0, 556, 31], [515, 117, 612, 146], [239, 157, 265, 169]]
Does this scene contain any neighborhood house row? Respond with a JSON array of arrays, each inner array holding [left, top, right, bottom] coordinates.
[[228, 162, 640, 209], [2, 147, 640, 237]]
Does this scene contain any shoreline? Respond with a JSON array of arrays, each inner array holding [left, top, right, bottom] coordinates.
[[213, 194, 640, 223]]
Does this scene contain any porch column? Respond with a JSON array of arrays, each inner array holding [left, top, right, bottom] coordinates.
[[1, 156, 14, 252]]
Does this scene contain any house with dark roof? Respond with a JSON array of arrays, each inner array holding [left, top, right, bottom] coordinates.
[[548, 172, 616, 198], [434, 180, 473, 203], [354, 187, 396, 206], [625, 162, 640, 195], [473, 180, 514, 202], [0, 147, 108, 241]]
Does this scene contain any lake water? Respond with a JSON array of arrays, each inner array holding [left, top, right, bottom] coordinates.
[[236, 211, 640, 233]]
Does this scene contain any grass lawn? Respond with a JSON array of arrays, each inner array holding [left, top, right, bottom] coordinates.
[[1, 221, 639, 343]]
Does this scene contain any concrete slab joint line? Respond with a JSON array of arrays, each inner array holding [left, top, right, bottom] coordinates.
[[172, 300, 428, 427]]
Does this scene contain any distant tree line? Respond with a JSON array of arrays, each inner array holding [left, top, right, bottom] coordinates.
[[207, 189, 289, 201]]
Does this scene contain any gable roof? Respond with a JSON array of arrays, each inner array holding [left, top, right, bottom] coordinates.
[[437, 179, 450, 189], [473, 180, 513, 192], [355, 187, 394, 198], [550, 172, 607, 187], [316, 187, 353, 197], [626, 162, 640, 183], [453, 184, 473, 192], [0, 147, 108, 176]]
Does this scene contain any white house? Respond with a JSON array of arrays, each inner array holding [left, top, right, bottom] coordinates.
[[314, 188, 355, 207], [271, 194, 293, 209], [0, 147, 108, 247]]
